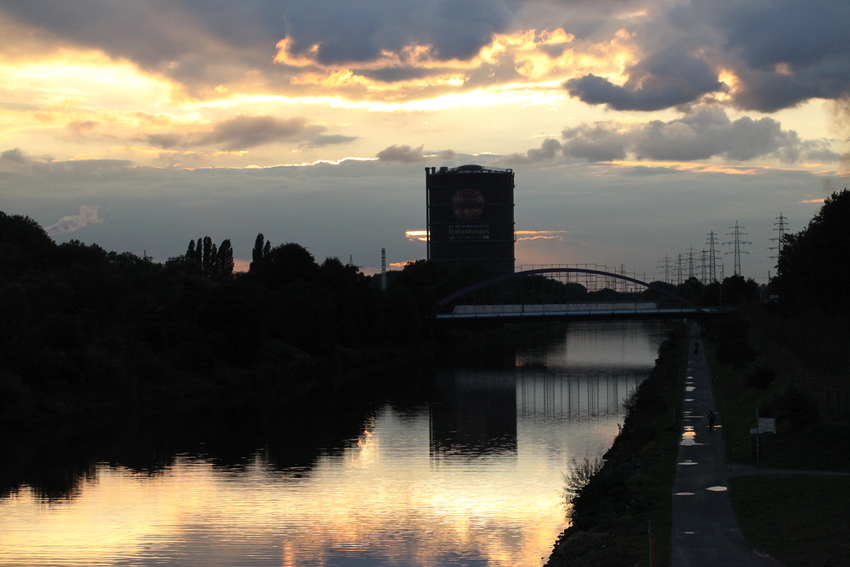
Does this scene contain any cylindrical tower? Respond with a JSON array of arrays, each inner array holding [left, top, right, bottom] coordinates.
[[425, 165, 515, 275]]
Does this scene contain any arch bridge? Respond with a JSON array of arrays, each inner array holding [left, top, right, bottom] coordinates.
[[434, 268, 726, 322]]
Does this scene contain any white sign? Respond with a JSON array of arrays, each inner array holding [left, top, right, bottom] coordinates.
[[757, 418, 776, 433]]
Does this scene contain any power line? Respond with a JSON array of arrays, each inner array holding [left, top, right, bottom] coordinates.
[[724, 221, 751, 276], [770, 213, 789, 260], [706, 231, 720, 283], [657, 255, 673, 284]]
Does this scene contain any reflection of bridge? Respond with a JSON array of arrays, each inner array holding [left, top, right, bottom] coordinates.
[[435, 268, 729, 322]]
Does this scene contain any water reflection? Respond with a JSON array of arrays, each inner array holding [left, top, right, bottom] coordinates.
[[432, 371, 518, 458], [0, 320, 673, 567]]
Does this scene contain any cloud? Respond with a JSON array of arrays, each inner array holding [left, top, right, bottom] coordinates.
[[144, 133, 185, 149], [1, 147, 31, 163], [67, 121, 99, 135], [140, 115, 353, 151], [561, 125, 626, 163], [0, 1, 288, 95], [376, 144, 426, 163], [279, 0, 513, 66], [709, 0, 850, 112], [197, 115, 309, 150], [3, 0, 847, 113], [559, 106, 840, 164], [304, 134, 358, 148], [565, 49, 724, 111], [45, 205, 103, 236], [497, 138, 563, 165], [561, 0, 850, 113]]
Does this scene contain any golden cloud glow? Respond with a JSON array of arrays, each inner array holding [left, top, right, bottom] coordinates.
[[610, 160, 763, 175], [516, 230, 568, 241], [271, 28, 635, 103], [406, 230, 428, 242]]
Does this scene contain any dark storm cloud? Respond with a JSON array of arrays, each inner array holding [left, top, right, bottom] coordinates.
[[2, 0, 848, 113], [565, 49, 724, 111], [281, 0, 513, 65], [713, 0, 850, 111], [0, 0, 513, 93], [559, 107, 840, 163], [563, 0, 850, 112], [376, 144, 426, 163]]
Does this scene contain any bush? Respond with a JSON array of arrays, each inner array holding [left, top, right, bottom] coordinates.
[[773, 385, 819, 431], [747, 366, 777, 390], [563, 454, 605, 511]]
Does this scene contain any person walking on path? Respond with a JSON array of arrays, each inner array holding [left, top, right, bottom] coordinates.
[[670, 323, 786, 567]]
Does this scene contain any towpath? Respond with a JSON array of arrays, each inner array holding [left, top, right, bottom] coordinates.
[[670, 324, 786, 567]]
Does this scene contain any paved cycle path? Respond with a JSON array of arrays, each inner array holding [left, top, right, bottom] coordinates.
[[670, 324, 786, 567]]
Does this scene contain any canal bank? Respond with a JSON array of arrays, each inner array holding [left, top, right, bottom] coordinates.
[[548, 315, 850, 567], [546, 323, 689, 566]]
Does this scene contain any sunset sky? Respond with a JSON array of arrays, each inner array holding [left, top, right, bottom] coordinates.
[[2, 0, 848, 282]]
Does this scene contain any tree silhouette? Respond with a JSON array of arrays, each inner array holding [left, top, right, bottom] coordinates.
[[775, 189, 850, 314]]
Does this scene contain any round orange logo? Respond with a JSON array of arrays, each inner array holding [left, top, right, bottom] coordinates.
[[452, 188, 484, 220]]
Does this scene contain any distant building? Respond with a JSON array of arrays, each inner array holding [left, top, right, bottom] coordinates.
[[425, 165, 515, 276]]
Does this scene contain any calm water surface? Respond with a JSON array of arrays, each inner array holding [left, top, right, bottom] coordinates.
[[1, 321, 671, 567]]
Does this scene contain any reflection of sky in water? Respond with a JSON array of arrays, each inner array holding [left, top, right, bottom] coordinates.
[[517, 321, 669, 372], [0, 322, 671, 567]]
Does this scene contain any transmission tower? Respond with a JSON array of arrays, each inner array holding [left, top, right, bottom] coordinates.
[[686, 246, 697, 280], [380, 248, 388, 291], [676, 253, 684, 285], [770, 213, 789, 260], [724, 221, 751, 276], [658, 255, 673, 284], [706, 231, 720, 282], [699, 249, 709, 284]]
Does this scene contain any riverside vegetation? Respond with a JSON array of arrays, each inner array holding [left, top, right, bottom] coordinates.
[[4, 190, 850, 565], [0, 212, 496, 433], [547, 190, 850, 567]]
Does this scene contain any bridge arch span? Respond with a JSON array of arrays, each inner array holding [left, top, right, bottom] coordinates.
[[437, 268, 704, 312]]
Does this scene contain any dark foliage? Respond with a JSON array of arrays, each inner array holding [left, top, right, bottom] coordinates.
[[714, 317, 757, 367], [772, 385, 820, 431], [774, 189, 850, 315], [0, 219, 437, 432], [747, 366, 777, 390]]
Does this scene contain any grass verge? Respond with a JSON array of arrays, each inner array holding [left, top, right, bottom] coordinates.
[[729, 474, 850, 567], [703, 310, 850, 565]]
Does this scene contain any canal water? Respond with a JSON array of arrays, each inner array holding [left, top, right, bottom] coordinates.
[[0, 320, 672, 567]]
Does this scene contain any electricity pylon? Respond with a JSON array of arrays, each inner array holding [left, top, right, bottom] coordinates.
[[724, 221, 751, 276]]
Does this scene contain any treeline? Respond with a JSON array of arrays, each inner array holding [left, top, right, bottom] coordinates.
[[0, 212, 488, 431]]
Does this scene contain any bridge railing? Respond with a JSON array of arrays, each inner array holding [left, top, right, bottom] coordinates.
[[435, 267, 709, 317], [452, 301, 660, 315]]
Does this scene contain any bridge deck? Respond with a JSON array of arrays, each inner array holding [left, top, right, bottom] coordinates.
[[435, 306, 726, 322]]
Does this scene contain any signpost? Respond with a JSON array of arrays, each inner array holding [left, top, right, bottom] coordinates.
[[752, 409, 777, 474]]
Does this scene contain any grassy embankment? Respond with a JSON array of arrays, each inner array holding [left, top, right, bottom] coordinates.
[[546, 323, 689, 567], [703, 310, 850, 567]]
